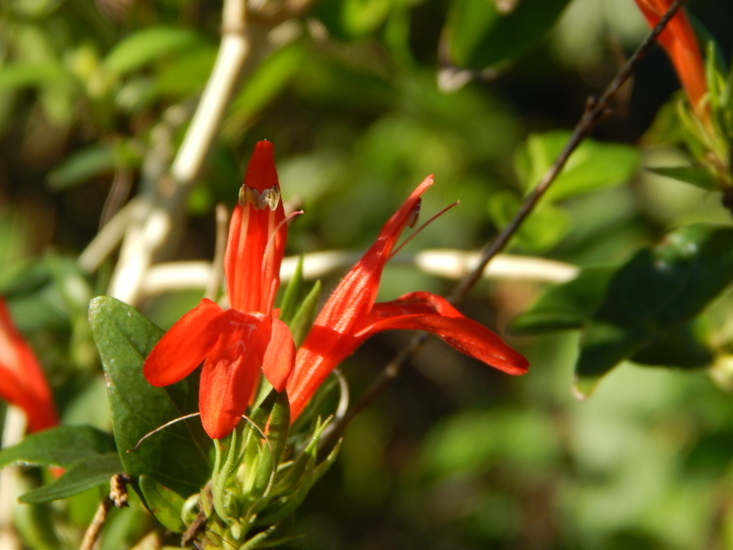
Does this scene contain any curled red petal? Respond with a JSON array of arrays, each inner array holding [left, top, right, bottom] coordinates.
[[262, 318, 295, 391], [358, 293, 529, 375], [143, 298, 224, 387], [199, 311, 272, 439]]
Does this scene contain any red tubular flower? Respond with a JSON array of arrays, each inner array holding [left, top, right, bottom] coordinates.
[[0, 298, 58, 433], [634, 0, 708, 119], [143, 141, 295, 440], [287, 176, 529, 420]]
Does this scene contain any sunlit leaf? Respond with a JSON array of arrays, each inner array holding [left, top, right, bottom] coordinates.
[[89, 297, 212, 497], [646, 165, 719, 191], [514, 131, 640, 201], [104, 27, 202, 75], [139, 475, 185, 532]]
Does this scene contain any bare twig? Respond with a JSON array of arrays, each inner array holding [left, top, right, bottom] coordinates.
[[80, 474, 131, 550], [323, 0, 687, 446]]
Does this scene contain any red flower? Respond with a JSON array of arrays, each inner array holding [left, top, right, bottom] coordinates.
[[634, 0, 708, 119], [143, 141, 295, 440], [0, 298, 58, 433], [286, 176, 529, 420]]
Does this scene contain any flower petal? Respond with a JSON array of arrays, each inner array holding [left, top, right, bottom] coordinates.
[[262, 318, 295, 391], [143, 298, 224, 387], [225, 141, 287, 313], [633, 0, 707, 118], [288, 179, 434, 419], [199, 310, 272, 439], [0, 299, 58, 432], [358, 292, 529, 375]]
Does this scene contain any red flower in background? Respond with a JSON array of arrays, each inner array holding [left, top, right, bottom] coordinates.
[[143, 141, 295, 440], [0, 298, 58, 433], [286, 177, 529, 420], [634, 0, 708, 119]]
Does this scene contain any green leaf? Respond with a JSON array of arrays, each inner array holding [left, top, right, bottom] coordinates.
[[630, 322, 714, 369], [47, 145, 116, 189], [104, 27, 202, 75], [445, 0, 572, 69], [646, 165, 720, 191], [0, 62, 70, 89], [576, 225, 733, 388], [510, 267, 614, 334], [19, 453, 122, 504], [0, 426, 116, 469], [514, 131, 641, 201], [139, 475, 185, 532], [487, 190, 570, 251], [89, 297, 211, 497], [279, 254, 305, 326], [289, 281, 322, 347]]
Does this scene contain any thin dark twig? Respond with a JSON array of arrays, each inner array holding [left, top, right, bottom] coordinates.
[[80, 474, 131, 550], [320, 0, 687, 450]]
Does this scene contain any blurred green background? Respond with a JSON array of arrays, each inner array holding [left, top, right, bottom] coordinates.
[[2, 0, 733, 548]]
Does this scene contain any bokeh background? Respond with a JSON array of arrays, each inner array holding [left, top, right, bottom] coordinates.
[[2, 0, 733, 548]]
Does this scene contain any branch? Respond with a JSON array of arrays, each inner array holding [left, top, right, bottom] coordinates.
[[324, 0, 688, 447], [136, 252, 578, 297]]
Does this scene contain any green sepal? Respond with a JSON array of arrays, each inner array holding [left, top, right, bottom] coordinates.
[[646, 165, 720, 191], [18, 453, 122, 504], [278, 254, 305, 326], [139, 475, 186, 533], [0, 425, 115, 469], [89, 296, 212, 497], [289, 280, 321, 347]]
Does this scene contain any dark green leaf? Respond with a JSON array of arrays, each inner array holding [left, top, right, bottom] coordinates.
[[18, 453, 122, 504], [630, 322, 714, 369], [89, 297, 211, 497], [104, 27, 202, 75], [445, 0, 572, 69], [47, 145, 116, 190], [510, 267, 614, 334], [576, 225, 733, 387], [646, 165, 720, 191], [139, 475, 185, 532], [0, 426, 115, 469]]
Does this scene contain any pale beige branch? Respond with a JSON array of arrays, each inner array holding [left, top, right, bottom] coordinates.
[[139, 251, 578, 297]]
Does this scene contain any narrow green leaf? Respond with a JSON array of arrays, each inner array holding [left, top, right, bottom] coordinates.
[[139, 475, 186, 532], [89, 296, 211, 497], [104, 27, 201, 75], [0, 62, 69, 89], [0, 426, 115, 469], [646, 165, 720, 191], [18, 453, 122, 504], [289, 281, 322, 347], [279, 254, 305, 326], [510, 267, 614, 334], [47, 145, 116, 190]]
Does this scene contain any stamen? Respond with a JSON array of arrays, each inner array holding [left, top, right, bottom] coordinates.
[[128, 413, 201, 452], [390, 200, 460, 259]]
